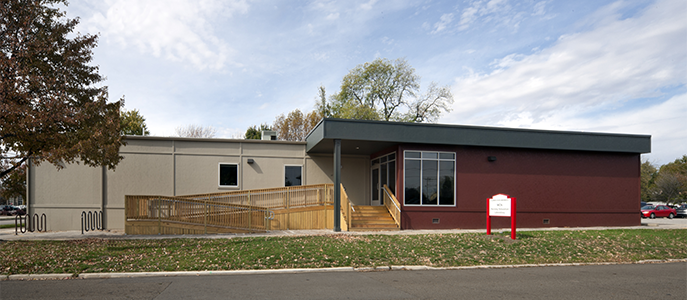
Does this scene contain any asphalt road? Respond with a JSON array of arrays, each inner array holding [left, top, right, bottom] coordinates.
[[1, 262, 685, 300]]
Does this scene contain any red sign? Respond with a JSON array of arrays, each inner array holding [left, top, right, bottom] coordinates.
[[486, 194, 517, 240]]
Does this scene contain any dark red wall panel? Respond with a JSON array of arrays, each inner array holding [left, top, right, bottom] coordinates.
[[398, 145, 641, 230]]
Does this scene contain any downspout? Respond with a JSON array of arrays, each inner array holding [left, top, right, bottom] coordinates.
[[101, 165, 107, 229]]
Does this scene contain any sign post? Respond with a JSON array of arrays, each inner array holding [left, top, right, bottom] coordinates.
[[487, 194, 517, 240]]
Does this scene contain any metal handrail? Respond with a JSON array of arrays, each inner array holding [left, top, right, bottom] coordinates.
[[384, 187, 400, 212]]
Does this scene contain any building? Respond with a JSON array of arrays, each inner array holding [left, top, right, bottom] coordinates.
[[27, 118, 651, 231]]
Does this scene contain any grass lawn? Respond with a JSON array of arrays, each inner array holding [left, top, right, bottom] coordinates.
[[1, 229, 685, 276]]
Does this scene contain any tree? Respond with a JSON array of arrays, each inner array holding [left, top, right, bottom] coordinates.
[[659, 155, 687, 175], [0, 163, 25, 204], [653, 172, 686, 204], [244, 123, 271, 140], [652, 155, 687, 204], [1, 0, 123, 179], [273, 109, 322, 141], [402, 82, 454, 123], [329, 58, 454, 122], [315, 85, 331, 118], [175, 125, 217, 138], [640, 160, 658, 202], [120, 106, 150, 136]]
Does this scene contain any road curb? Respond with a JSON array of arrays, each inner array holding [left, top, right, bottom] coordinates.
[[78, 267, 356, 279], [3, 259, 685, 281], [7, 273, 73, 280]]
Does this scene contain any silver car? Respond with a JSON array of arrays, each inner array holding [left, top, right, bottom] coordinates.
[[676, 204, 687, 218]]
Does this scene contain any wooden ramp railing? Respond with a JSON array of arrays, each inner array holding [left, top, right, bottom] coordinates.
[[125, 184, 339, 235], [339, 184, 353, 231], [125, 196, 271, 235], [180, 184, 333, 209], [383, 184, 401, 229]]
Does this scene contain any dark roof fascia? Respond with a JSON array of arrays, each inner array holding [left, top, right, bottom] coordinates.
[[305, 118, 651, 154]]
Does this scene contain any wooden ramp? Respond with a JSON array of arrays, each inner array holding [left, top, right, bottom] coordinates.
[[349, 205, 399, 231]]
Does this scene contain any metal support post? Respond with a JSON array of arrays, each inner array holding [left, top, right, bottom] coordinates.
[[334, 139, 341, 232]]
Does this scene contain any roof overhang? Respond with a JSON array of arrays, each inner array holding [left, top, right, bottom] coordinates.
[[305, 119, 651, 156]]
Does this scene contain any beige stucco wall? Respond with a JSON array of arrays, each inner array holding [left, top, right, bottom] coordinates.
[[306, 154, 370, 205], [29, 161, 103, 231], [29, 136, 372, 231]]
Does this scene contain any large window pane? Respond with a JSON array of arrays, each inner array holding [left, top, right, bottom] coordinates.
[[440, 153, 455, 160], [439, 161, 455, 205], [422, 160, 438, 205], [380, 164, 387, 204], [405, 151, 421, 158], [404, 160, 421, 205], [284, 166, 302, 186], [404, 151, 456, 206], [219, 164, 238, 187], [372, 168, 379, 202], [423, 152, 438, 159], [389, 163, 396, 193]]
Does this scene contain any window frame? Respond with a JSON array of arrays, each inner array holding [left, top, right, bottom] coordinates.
[[284, 164, 303, 187], [371, 152, 397, 195], [403, 150, 456, 207], [218, 163, 239, 188]]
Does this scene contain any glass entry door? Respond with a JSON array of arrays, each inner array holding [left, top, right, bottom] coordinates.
[[371, 153, 396, 206], [371, 167, 380, 206]]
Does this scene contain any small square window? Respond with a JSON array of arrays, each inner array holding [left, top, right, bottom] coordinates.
[[285, 165, 302, 187], [219, 164, 238, 187]]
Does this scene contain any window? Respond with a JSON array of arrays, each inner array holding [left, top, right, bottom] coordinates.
[[219, 163, 238, 187], [371, 152, 397, 204], [285, 165, 302, 186], [404, 151, 455, 206]]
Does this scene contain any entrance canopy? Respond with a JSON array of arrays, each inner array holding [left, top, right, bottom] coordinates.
[[305, 118, 651, 156]]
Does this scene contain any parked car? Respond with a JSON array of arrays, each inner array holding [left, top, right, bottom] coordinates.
[[12, 206, 26, 216], [676, 204, 687, 218], [1, 205, 17, 216], [641, 205, 677, 219]]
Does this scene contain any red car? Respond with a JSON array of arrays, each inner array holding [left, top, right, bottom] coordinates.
[[641, 205, 677, 219]]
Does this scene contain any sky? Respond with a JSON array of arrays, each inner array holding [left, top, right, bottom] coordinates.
[[62, 0, 686, 165]]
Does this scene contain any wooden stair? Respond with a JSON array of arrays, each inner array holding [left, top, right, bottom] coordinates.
[[349, 205, 399, 231]]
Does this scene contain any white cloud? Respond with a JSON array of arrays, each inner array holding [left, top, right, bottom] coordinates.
[[444, 0, 687, 164], [532, 1, 547, 16], [457, 0, 512, 31], [83, 0, 248, 70], [326, 12, 340, 20], [432, 13, 454, 34], [360, 0, 378, 11], [381, 36, 394, 45]]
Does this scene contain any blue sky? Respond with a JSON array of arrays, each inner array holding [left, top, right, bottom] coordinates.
[[64, 0, 685, 165]]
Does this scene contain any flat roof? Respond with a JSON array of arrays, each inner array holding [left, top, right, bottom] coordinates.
[[305, 119, 651, 155], [124, 135, 306, 145]]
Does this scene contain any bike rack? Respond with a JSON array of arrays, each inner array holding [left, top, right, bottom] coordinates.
[[15, 213, 47, 235], [81, 211, 104, 234]]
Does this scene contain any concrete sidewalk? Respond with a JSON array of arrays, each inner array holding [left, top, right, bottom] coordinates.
[[1, 218, 685, 241]]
